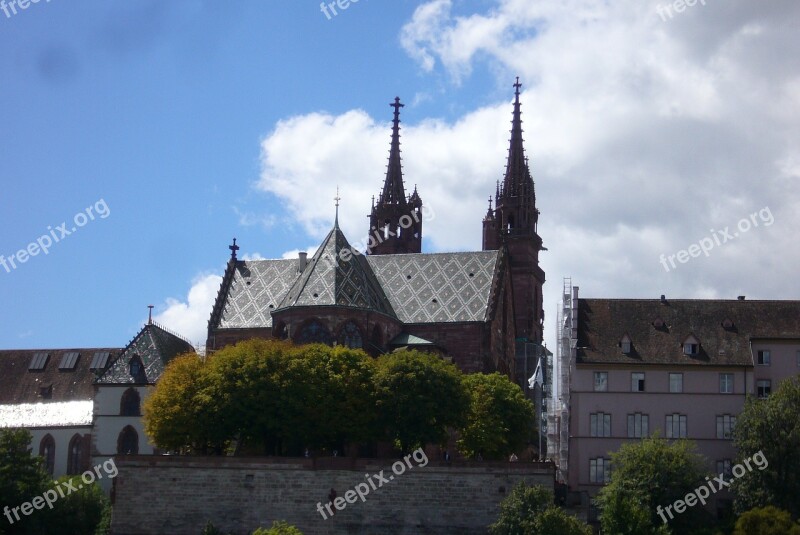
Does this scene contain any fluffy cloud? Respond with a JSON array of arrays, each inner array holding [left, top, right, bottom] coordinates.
[[152, 273, 222, 349]]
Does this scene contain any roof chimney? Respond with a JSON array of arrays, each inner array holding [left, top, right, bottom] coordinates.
[[737, 295, 745, 301], [660, 294, 667, 304], [298, 251, 308, 272]]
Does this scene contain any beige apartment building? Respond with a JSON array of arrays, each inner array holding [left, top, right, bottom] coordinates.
[[549, 285, 800, 516]]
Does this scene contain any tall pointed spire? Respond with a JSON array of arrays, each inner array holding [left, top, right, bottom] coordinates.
[[334, 186, 341, 227], [368, 96, 422, 255], [502, 77, 533, 200], [381, 97, 407, 205]]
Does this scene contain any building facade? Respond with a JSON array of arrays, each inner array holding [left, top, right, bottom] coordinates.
[[554, 287, 800, 514]]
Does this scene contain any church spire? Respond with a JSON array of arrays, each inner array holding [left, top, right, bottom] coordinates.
[[502, 77, 533, 199], [381, 97, 407, 205], [368, 96, 422, 255]]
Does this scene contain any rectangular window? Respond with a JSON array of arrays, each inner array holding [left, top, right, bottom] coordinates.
[[590, 413, 611, 437], [58, 352, 80, 370], [627, 413, 649, 438], [757, 380, 771, 399], [716, 415, 736, 439], [90, 351, 111, 370], [719, 373, 734, 394], [666, 414, 687, 438], [28, 352, 49, 371], [594, 372, 608, 392], [590, 458, 611, 483], [669, 373, 683, 393], [684, 343, 698, 356], [631, 372, 645, 392], [716, 459, 732, 480], [757, 350, 771, 366]]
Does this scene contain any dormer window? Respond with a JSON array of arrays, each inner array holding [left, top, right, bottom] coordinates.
[[620, 335, 632, 354], [722, 318, 735, 330], [129, 356, 142, 377], [652, 318, 665, 329], [682, 335, 700, 356]]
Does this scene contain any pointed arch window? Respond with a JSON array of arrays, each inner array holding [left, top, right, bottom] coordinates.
[[67, 434, 84, 475], [117, 426, 139, 455], [120, 387, 141, 416], [296, 319, 333, 345], [338, 321, 363, 349], [39, 434, 55, 475]]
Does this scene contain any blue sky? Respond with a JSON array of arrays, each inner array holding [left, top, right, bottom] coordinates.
[[2, 0, 799, 351]]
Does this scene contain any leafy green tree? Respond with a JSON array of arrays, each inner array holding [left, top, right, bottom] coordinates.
[[48, 476, 109, 535], [489, 482, 590, 535], [457, 373, 534, 460], [143, 353, 229, 454], [0, 429, 50, 535], [732, 375, 800, 518], [373, 350, 469, 452], [252, 520, 303, 534], [732, 506, 800, 535], [595, 435, 712, 535]]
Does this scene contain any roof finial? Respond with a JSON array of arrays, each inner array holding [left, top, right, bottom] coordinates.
[[514, 76, 521, 102], [334, 186, 341, 226], [229, 238, 239, 260], [488, 196, 493, 210], [147, 305, 154, 325]]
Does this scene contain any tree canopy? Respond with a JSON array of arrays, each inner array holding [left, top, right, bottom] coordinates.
[[595, 435, 713, 535], [145, 340, 533, 457], [489, 482, 591, 535], [732, 375, 800, 518], [457, 372, 534, 460]]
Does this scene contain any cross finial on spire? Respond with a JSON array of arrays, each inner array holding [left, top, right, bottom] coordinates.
[[229, 238, 239, 259], [334, 186, 341, 225], [147, 305, 154, 325], [391, 96, 404, 118], [514, 77, 521, 100]]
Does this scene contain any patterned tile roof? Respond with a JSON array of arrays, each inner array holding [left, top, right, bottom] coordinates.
[[577, 298, 800, 366], [217, 259, 299, 329], [209, 230, 501, 329], [96, 323, 195, 384], [368, 251, 499, 323], [277, 225, 396, 317]]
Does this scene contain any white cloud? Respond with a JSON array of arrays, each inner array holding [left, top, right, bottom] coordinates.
[[258, 0, 800, 351], [281, 246, 319, 260], [152, 273, 222, 348]]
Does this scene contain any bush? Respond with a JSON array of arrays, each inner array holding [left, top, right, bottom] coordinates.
[[252, 520, 304, 534], [733, 506, 800, 535]]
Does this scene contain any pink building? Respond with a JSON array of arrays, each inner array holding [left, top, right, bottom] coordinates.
[[553, 288, 800, 517]]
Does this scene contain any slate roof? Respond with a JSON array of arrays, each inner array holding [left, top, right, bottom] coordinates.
[[577, 298, 800, 367], [208, 232, 501, 330], [277, 224, 396, 317], [0, 348, 120, 404], [96, 323, 195, 385]]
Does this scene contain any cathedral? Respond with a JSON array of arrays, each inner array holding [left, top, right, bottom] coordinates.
[[206, 79, 546, 381]]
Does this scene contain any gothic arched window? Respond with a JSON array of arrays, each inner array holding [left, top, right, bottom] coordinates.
[[39, 434, 55, 475], [296, 319, 333, 345], [338, 321, 363, 349], [117, 426, 139, 455], [67, 434, 83, 475], [120, 387, 141, 416]]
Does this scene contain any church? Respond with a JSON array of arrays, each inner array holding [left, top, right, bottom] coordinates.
[[206, 80, 547, 382]]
